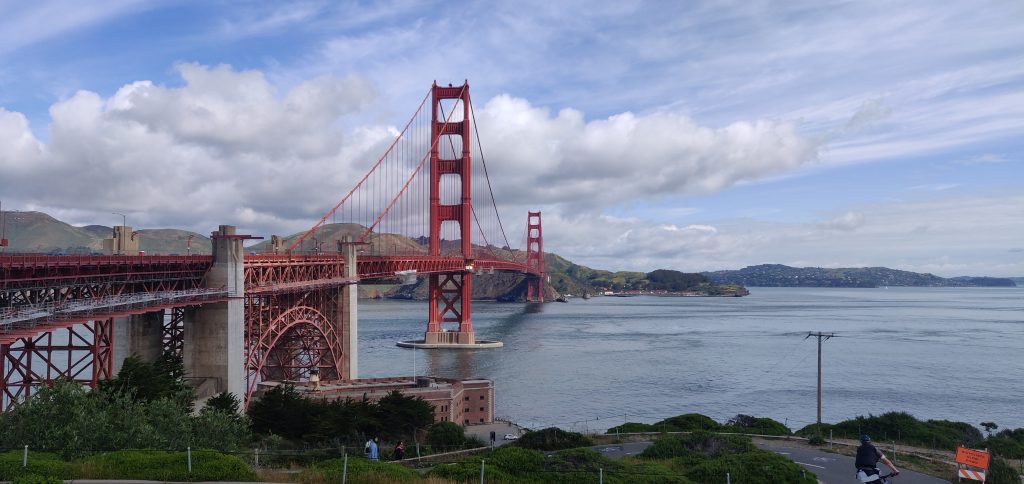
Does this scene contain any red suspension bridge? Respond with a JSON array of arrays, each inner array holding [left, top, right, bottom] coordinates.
[[0, 82, 545, 410]]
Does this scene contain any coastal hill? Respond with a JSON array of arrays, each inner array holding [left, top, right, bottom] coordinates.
[[0, 211, 743, 299], [703, 264, 1016, 288], [0, 211, 211, 255]]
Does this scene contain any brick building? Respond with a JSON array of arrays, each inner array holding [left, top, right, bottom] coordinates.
[[257, 376, 495, 426]]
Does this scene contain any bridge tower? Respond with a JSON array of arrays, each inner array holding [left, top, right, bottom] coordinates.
[[526, 211, 545, 302], [425, 81, 475, 345]]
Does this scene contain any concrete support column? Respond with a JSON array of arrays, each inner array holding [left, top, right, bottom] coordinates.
[[183, 225, 245, 400], [339, 237, 359, 380], [111, 312, 163, 375]]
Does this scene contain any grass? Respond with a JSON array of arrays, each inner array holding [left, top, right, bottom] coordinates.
[[0, 449, 257, 482]]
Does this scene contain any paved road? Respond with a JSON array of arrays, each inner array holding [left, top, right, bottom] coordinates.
[[745, 440, 949, 484], [591, 440, 951, 483]]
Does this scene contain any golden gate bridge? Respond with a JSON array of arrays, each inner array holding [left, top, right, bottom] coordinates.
[[0, 82, 545, 410]]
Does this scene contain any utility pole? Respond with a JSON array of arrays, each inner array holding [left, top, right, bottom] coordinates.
[[805, 332, 834, 426]]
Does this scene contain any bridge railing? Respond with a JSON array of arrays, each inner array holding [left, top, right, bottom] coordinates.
[[1, 287, 229, 338]]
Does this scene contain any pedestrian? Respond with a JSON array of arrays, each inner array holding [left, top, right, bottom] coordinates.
[[364, 437, 372, 457], [368, 437, 379, 461], [394, 440, 405, 461]]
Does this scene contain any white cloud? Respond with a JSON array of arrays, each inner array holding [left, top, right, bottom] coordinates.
[[474, 95, 820, 211], [0, 64, 821, 239], [545, 196, 1024, 277], [0, 64, 381, 234], [818, 211, 866, 232]]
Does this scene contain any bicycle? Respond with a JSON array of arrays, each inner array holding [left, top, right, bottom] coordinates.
[[857, 469, 900, 483]]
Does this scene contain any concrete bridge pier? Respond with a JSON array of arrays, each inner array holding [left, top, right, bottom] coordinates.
[[183, 225, 245, 400], [111, 312, 163, 374], [338, 237, 359, 379]]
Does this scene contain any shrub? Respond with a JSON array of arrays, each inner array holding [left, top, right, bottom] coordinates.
[[428, 444, 685, 483], [639, 431, 754, 459], [515, 427, 593, 451], [985, 457, 1020, 484], [795, 412, 984, 449], [605, 422, 656, 434], [985, 427, 1024, 459], [204, 392, 241, 415], [658, 413, 720, 432], [12, 474, 63, 484], [720, 415, 791, 436], [75, 449, 258, 481], [807, 435, 826, 446], [425, 422, 467, 452], [639, 432, 815, 483], [606, 413, 721, 434], [0, 451, 71, 480], [298, 456, 421, 483]]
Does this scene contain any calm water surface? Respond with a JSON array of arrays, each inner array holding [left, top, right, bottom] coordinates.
[[357, 287, 1024, 433]]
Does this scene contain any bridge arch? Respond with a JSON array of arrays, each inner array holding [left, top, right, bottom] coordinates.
[[245, 304, 342, 404]]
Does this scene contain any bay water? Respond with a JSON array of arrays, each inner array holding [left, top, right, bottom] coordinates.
[[357, 287, 1024, 434]]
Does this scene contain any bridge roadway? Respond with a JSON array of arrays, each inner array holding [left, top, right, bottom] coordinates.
[[1, 252, 533, 338]]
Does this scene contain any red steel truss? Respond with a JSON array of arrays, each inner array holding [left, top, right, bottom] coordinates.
[[1, 318, 112, 410], [244, 291, 343, 402]]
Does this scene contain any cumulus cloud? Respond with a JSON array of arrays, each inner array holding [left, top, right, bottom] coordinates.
[[474, 95, 820, 211], [0, 64, 381, 233], [0, 63, 820, 237]]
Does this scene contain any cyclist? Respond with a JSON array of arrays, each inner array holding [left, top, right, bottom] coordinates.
[[855, 434, 899, 482]]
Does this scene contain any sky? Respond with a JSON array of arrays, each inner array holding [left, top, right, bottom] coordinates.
[[0, 0, 1021, 277]]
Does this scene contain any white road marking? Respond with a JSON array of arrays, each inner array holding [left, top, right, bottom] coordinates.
[[795, 461, 827, 469]]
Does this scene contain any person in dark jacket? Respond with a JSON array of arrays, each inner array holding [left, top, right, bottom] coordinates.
[[855, 435, 899, 482], [394, 440, 405, 460]]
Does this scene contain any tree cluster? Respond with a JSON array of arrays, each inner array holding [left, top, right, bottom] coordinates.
[[246, 386, 434, 446], [0, 356, 248, 458], [645, 269, 709, 291]]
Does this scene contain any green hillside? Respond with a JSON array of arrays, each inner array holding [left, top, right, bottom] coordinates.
[[0, 211, 211, 255]]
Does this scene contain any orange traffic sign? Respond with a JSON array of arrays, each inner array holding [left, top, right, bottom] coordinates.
[[955, 446, 990, 470]]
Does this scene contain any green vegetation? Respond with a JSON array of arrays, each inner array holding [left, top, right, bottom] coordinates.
[[514, 427, 594, 451], [0, 379, 248, 459], [606, 413, 791, 436], [645, 269, 709, 291], [298, 456, 421, 483], [427, 431, 814, 483], [247, 385, 434, 449], [986, 457, 1021, 484], [425, 422, 476, 452], [719, 414, 792, 435], [984, 427, 1024, 459], [795, 411, 984, 449], [0, 449, 255, 482], [0, 451, 71, 481], [429, 444, 685, 483], [704, 263, 1016, 287], [76, 450, 257, 481], [640, 432, 816, 484]]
